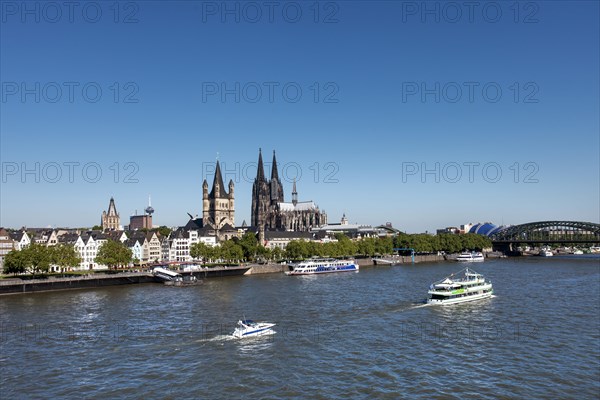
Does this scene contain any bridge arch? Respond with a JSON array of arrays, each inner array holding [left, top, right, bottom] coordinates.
[[490, 220, 600, 243]]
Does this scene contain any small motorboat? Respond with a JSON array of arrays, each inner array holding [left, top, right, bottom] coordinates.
[[232, 319, 276, 338]]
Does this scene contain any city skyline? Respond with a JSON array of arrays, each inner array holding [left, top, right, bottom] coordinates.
[[1, 1, 599, 232]]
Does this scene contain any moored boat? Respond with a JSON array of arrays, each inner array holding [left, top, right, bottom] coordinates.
[[427, 267, 493, 305], [286, 258, 358, 275], [539, 248, 553, 257], [456, 251, 485, 262]]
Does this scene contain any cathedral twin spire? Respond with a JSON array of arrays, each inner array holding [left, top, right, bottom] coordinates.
[[251, 149, 284, 229]]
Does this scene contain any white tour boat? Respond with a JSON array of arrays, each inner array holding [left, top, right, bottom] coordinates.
[[285, 258, 359, 275], [589, 246, 600, 254], [232, 320, 276, 338], [539, 248, 553, 257], [455, 251, 485, 262], [427, 268, 493, 305]]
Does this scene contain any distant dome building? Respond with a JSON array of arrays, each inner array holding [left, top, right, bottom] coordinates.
[[468, 223, 506, 237]]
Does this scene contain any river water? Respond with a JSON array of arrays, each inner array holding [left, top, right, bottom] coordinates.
[[1, 255, 599, 399]]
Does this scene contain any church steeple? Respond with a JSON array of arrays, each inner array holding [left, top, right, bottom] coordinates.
[[210, 160, 226, 197], [204, 157, 234, 230], [256, 148, 265, 182], [271, 150, 279, 181], [292, 179, 298, 206], [108, 197, 118, 216]]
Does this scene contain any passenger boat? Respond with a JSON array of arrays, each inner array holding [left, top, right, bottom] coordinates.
[[455, 251, 485, 262], [152, 267, 182, 281], [427, 268, 493, 305], [589, 246, 600, 254], [232, 320, 276, 338], [539, 248, 553, 257], [163, 275, 202, 286], [285, 258, 358, 275]]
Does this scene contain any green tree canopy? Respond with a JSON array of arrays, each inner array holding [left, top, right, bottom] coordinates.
[[27, 243, 51, 276], [3, 249, 29, 275], [156, 226, 172, 238], [50, 244, 81, 270], [190, 242, 217, 262], [219, 240, 244, 263], [95, 240, 133, 269]]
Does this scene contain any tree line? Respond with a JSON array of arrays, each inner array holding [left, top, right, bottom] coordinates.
[[3, 232, 492, 275], [190, 232, 492, 263], [3, 243, 80, 276]]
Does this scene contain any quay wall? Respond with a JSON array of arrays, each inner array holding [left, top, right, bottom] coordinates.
[[358, 255, 446, 266], [0, 273, 156, 295], [244, 264, 288, 275]]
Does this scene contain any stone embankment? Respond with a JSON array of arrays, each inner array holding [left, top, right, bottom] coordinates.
[[0, 272, 156, 295]]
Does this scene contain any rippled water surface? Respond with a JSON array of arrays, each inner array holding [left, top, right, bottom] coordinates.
[[1, 256, 599, 399]]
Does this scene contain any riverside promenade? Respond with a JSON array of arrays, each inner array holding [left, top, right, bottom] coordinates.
[[0, 265, 252, 295], [0, 256, 455, 295], [0, 272, 156, 295]]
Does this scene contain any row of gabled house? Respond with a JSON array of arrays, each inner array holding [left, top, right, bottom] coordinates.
[[0, 226, 222, 273]]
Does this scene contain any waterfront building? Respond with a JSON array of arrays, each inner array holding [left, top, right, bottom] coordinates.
[[30, 229, 59, 246], [263, 230, 313, 250], [74, 232, 108, 270], [310, 214, 379, 239], [251, 149, 327, 233], [161, 227, 217, 262], [101, 197, 121, 231], [437, 227, 461, 235], [9, 230, 30, 250], [129, 214, 153, 231], [0, 228, 16, 273], [146, 231, 162, 263], [126, 236, 145, 264]]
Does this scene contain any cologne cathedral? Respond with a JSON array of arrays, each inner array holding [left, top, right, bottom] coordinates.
[[251, 149, 327, 232]]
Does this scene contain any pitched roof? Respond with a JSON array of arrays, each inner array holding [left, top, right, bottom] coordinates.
[[107, 197, 118, 216], [184, 218, 204, 230], [58, 233, 79, 244], [9, 231, 26, 241], [278, 201, 317, 212], [209, 160, 229, 198]]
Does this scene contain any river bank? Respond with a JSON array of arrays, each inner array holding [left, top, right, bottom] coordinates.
[[0, 253, 501, 294]]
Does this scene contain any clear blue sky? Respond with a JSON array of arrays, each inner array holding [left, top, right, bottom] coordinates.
[[1, 1, 598, 233]]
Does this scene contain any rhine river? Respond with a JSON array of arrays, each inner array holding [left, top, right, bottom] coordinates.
[[1, 255, 599, 399]]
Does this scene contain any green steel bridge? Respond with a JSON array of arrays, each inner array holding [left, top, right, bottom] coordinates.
[[489, 221, 600, 251]]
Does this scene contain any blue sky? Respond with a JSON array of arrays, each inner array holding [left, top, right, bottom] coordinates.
[[1, 1, 599, 233]]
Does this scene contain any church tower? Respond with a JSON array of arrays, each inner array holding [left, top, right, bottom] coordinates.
[[202, 160, 235, 229], [252, 149, 285, 230], [251, 148, 269, 229], [101, 197, 120, 231]]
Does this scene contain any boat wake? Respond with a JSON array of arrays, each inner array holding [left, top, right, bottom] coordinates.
[[194, 334, 236, 343], [387, 302, 431, 313]]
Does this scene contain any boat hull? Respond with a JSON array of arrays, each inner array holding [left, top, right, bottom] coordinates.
[[285, 264, 359, 276], [428, 291, 493, 305], [232, 323, 276, 338]]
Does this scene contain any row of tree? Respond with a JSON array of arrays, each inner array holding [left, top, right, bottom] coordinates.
[[3, 232, 493, 275], [3, 240, 134, 276], [3, 243, 80, 276], [189, 232, 492, 263], [394, 233, 492, 254]]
